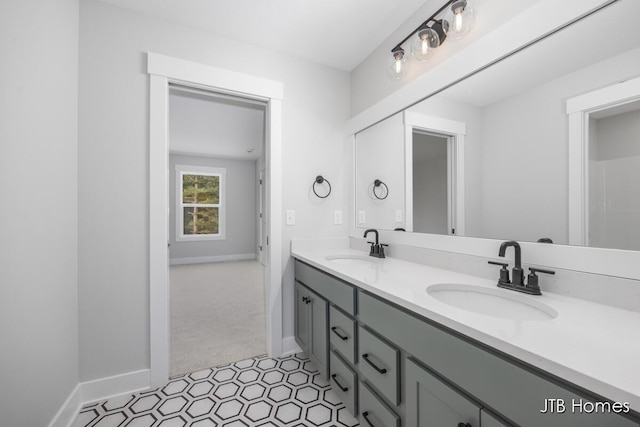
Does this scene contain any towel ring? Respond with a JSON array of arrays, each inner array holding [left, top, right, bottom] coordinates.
[[373, 179, 389, 200], [313, 175, 332, 198]]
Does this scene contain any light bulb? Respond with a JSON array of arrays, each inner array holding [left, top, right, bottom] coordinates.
[[386, 48, 407, 80], [443, 0, 475, 41], [410, 26, 440, 62], [454, 10, 463, 32]]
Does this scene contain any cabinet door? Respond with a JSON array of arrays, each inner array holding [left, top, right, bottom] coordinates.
[[308, 287, 329, 379], [406, 358, 481, 427], [294, 281, 310, 355]]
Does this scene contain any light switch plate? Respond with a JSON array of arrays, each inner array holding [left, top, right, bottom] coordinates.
[[358, 210, 366, 224], [286, 210, 295, 226], [334, 210, 342, 225]]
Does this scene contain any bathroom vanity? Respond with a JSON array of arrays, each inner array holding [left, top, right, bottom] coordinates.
[[292, 240, 640, 427]]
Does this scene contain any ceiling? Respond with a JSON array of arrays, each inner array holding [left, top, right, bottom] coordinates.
[[96, 0, 430, 71], [169, 87, 265, 160]]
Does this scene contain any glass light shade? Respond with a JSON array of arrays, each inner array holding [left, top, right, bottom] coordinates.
[[443, 0, 475, 41], [410, 27, 440, 62], [386, 49, 407, 80]]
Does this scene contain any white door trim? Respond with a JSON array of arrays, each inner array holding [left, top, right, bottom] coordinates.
[[403, 111, 466, 236], [566, 75, 640, 245], [148, 52, 283, 388]]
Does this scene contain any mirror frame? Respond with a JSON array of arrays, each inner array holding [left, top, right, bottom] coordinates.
[[347, 0, 640, 280]]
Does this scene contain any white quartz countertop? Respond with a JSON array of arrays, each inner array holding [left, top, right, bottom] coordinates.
[[291, 238, 640, 412]]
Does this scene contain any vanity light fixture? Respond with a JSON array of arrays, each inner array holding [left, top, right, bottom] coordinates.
[[388, 0, 475, 80]]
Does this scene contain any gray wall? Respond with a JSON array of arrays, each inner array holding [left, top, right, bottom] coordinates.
[[170, 154, 257, 261], [0, 0, 80, 425], [413, 133, 448, 234], [78, 0, 350, 382]]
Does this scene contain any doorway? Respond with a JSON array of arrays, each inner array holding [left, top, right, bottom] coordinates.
[[167, 85, 267, 377], [148, 52, 284, 388]]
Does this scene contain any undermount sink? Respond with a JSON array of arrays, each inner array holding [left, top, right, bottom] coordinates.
[[427, 283, 558, 321], [325, 254, 378, 266]]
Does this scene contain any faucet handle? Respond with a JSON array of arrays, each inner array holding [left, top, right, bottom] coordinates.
[[526, 267, 555, 295], [488, 261, 510, 285]]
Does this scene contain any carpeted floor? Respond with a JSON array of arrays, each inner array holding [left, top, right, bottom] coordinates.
[[170, 260, 266, 378]]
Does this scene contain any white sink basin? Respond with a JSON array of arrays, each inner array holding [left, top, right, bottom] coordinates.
[[325, 254, 378, 266], [427, 283, 558, 321]]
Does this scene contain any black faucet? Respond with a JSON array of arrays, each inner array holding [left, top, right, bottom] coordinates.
[[499, 241, 524, 286], [489, 240, 555, 295], [363, 229, 386, 258]]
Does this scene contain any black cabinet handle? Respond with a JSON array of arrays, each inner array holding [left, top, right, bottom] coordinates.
[[330, 374, 349, 392], [362, 353, 387, 374], [331, 326, 349, 341], [457, 423, 472, 427], [362, 411, 376, 427]]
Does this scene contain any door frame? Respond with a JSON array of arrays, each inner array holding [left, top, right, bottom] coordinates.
[[566, 75, 640, 245], [148, 52, 284, 387], [403, 111, 466, 236]]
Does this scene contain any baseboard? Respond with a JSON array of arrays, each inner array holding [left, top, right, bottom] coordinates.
[[80, 369, 151, 405], [169, 253, 256, 265], [48, 384, 82, 427], [281, 336, 303, 357]]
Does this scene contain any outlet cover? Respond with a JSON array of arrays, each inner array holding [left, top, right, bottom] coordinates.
[[334, 210, 342, 225], [358, 210, 366, 224], [286, 210, 296, 226], [395, 210, 403, 223]]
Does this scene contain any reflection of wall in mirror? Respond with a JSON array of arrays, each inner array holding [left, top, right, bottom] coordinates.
[[411, 46, 640, 244], [355, 113, 405, 230], [589, 108, 640, 251]]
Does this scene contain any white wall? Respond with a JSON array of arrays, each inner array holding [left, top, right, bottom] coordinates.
[[78, 0, 350, 381], [0, 0, 79, 425], [355, 113, 405, 230], [169, 154, 257, 261]]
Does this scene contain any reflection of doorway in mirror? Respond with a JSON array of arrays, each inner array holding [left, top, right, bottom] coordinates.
[[412, 131, 451, 235], [588, 102, 640, 251], [403, 110, 465, 236], [567, 75, 640, 250]]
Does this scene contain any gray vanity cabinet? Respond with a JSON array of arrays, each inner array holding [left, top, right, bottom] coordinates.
[[293, 259, 640, 427], [405, 357, 507, 427], [294, 281, 328, 379]]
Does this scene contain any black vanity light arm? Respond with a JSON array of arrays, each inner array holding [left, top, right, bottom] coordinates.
[[372, 179, 389, 200], [312, 175, 331, 198], [391, 0, 456, 52]]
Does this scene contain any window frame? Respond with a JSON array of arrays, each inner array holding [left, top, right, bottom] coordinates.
[[175, 164, 226, 241]]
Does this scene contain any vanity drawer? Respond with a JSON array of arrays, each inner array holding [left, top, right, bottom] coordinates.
[[358, 325, 400, 405], [359, 381, 400, 427], [329, 305, 356, 364], [295, 260, 356, 315], [330, 350, 357, 416], [359, 290, 639, 427]]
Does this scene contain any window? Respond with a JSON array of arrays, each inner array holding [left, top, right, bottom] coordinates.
[[175, 165, 226, 241]]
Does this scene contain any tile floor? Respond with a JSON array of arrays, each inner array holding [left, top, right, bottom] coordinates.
[[73, 353, 360, 427]]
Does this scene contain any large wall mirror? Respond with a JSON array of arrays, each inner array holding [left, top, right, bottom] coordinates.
[[354, 0, 640, 251]]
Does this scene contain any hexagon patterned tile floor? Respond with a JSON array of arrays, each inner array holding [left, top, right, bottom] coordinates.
[[73, 353, 360, 427]]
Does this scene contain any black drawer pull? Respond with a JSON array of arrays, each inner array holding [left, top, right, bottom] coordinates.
[[362, 411, 376, 427], [362, 353, 387, 374], [330, 374, 349, 392], [331, 326, 349, 341], [457, 423, 472, 427]]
